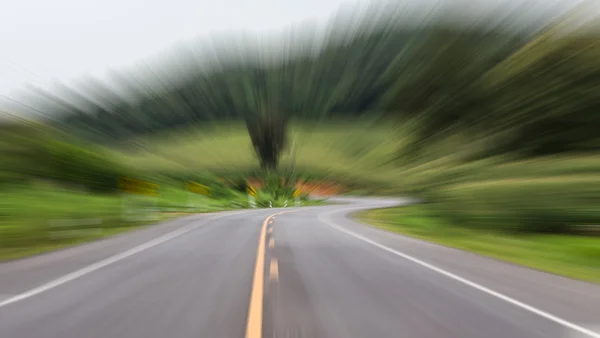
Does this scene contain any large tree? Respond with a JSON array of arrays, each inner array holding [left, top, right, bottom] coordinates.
[[245, 113, 288, 170]]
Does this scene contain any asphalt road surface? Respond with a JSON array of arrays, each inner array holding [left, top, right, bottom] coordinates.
[[1, 197, 599, 338]]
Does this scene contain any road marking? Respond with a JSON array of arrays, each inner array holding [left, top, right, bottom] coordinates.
[[269, 258, 279, 281], [0, 294, 15, 303], [268, 238, 275, 249], [268, 220, 274, 225], [267, 228, 273, 235], [246, 209, 300, 338], [0, 211, 247, 309], [319, 210, 600, 338]]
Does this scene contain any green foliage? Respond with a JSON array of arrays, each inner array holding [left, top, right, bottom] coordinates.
[[261, 173, 296, 200], [0, 121, 129, 191], [358, 205, 600, 283], [38, 139, 127, 192], [0, 120, 48, 185], [429, 177, 600, 233], [154, 170, 238, 199], [0, 186, 127, 249], [394, 135, 600, 235], [0, 182, 245, 259]]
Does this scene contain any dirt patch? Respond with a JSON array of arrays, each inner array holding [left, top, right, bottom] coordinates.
[[295, 181, 342, 197], [246, 178, 264, 189], [244, 177, 343, 197]]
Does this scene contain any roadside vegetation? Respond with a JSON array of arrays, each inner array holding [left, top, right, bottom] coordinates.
[[358, 205, 600, 283], [1, 2, 598, 281], [0, 122, 315, 260], [353, 125, 600, 283]]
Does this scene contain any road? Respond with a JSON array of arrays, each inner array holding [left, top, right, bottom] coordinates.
[[0, 197, 599, 338]]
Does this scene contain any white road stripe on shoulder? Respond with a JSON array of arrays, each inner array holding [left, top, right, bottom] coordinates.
[[0, 210, 252, 308], [319, 209, 600, 338]]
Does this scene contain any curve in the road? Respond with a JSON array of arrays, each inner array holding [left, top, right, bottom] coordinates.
[[319, 205, 600, 338], [0, 197, 599, 338]]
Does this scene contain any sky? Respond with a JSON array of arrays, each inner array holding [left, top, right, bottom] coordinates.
[[0, 0, 590, 116], [0, 0, 350, 100]]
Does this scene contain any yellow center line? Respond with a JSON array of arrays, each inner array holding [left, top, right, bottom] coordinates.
[[245, 210, 297, 338], [268, 237, 275, 249], [269, 258, 279, 281]]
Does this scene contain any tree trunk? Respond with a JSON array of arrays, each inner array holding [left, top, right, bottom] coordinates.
[[246, 113, 287, 171]]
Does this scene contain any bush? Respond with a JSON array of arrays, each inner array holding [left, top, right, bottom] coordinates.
[[157, 170, 239, 199], [261, 173, 296, 200], [0, 121, 130, 192], [39, 139, 129, 192], [431, 177, 600, 233], [0, 121, 47, 185]]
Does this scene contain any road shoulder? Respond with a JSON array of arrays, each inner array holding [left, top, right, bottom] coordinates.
[[319, 203, 600, 327]]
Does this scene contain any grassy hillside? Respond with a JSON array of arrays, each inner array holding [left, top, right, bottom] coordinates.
[[108, 121, 600, 201], [108, 120, 404, 189]]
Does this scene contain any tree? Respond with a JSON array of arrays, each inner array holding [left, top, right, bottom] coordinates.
[[245, 113, 288, 170]]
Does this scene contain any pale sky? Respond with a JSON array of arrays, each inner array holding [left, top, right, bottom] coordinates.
[[0, 0, 589, 116], [0, 0, 350, 99]]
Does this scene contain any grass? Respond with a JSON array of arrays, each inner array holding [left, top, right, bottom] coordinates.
[[108, 121, 403, 188], [0, 183, 246, 261], [0, 177, 321, 260], [109, 121, 600, 191], [358, 205, 600, 284], [0, 210, 212, 261], [0, 224, 144, 261]]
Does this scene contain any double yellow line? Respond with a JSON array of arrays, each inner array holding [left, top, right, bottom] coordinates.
[[244, 210, 296, 338]]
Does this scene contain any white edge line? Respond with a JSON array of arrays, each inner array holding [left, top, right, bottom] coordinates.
[[319, 209, 600, 338], [0, 210, 249, 308]]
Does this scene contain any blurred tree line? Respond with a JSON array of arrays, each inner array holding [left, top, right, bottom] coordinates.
[[0, 120, 128, 191], [14, 3, 599, 169]]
